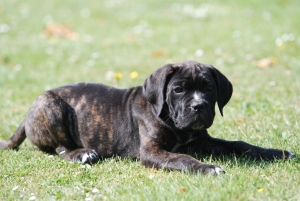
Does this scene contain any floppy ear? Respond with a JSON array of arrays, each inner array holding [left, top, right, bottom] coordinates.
[[209, 66, 233, 116], [143, 64, 176, 117]]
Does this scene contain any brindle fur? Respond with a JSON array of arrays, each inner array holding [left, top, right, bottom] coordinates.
[[0, 61, 294, 175]]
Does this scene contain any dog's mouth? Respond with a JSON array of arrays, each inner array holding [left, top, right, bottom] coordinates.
[[191, 121, 205, 130], [174, 119, 205, 130]]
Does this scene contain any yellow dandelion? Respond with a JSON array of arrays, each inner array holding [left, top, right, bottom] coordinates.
[[114, 73, 123, 80], [278, 44, 285, 50], [271, 57, 278, 64], [49, 36, 58, 44], [130, 71, 138, 79], [258, 188, 264, 193]]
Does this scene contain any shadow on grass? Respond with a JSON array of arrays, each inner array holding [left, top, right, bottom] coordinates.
[[190, 151, 298, 168], [5, 145, 297, 174]]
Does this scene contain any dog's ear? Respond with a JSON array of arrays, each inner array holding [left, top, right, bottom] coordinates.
[[209, 66, 233, 116], [143, 64, 176, 116]]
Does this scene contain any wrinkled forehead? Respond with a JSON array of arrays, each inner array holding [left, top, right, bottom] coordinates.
[[170, 64, 214, 84]]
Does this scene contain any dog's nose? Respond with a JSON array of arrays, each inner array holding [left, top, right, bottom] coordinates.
[[191, 103, 205, 112]]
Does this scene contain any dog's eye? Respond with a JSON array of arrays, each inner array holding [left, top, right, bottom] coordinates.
[[174, 87, 184, 93]]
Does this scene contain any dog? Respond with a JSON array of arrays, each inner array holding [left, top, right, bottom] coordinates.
[[0, 60, 294, 175]]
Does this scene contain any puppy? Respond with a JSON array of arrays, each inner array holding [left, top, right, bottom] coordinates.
[[0, 60, 294, 175]]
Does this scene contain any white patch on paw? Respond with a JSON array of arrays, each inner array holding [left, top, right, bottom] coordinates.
[[287, 151, 295, 159], [88, 152, 96, 159], [81, 153, 89, 163], [214, 166, 225, 175], [81, 150, 99, 164], [59, 150, 66, 155]]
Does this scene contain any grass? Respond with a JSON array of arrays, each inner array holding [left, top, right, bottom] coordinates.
[[0, 0, 300, 200]]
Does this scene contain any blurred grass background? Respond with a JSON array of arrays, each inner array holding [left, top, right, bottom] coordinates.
[[0, 0, 300, 200]]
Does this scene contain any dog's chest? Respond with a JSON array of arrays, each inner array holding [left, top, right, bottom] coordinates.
[[170, 132, 198, 153]]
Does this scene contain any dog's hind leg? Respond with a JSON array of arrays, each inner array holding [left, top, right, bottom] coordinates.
[[25, 91, 100, 164]]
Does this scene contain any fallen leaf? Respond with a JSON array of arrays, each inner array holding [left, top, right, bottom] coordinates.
[[179, 187, 186, 192], [237, 118, 245, 123], [148, 171, 157, 179], [256, 57, 278, 68], [152, 49, 168, 58], [41, 23, 78, 40], [124, 35, 136, 43]]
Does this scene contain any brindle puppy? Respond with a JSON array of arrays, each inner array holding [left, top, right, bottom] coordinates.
[[0, 60, 294, 175]]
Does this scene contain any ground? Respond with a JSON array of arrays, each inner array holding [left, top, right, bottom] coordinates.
[[0, 0, 299, 200]]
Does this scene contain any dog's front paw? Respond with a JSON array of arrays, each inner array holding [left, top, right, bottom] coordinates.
[[197, 164, 225, 175], [261, 149, 296, 160], [284, 151, 295, 159]]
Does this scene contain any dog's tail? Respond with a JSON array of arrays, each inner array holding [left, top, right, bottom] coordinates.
[[0, 119, 26, 150]]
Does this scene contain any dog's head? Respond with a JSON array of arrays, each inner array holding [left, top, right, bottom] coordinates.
[[143, 60, 232, 130]]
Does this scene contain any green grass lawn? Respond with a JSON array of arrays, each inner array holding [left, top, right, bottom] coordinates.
[[1, 0, 300, 200]]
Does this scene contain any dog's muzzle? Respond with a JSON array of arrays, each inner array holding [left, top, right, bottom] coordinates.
[[174, 117, 205, 130]]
